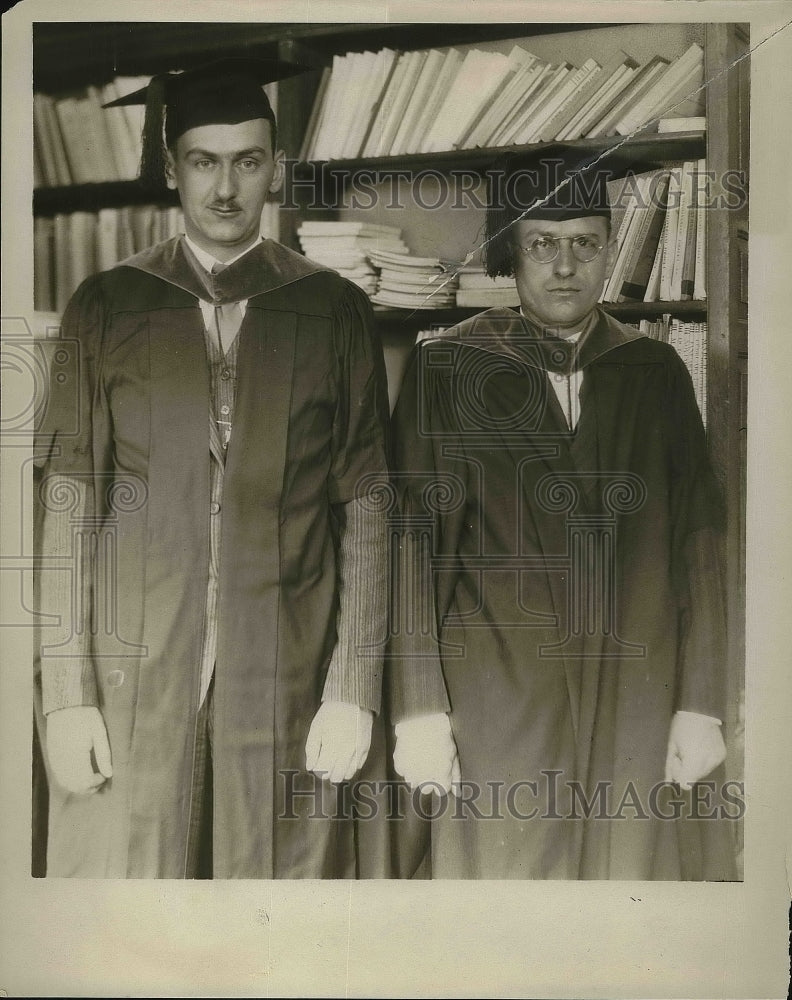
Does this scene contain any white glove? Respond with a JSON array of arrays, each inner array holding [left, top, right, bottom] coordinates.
[[665, 710, 726, 790], [393, 712, 461, 796], [46, 705, 113, 794], [305, 700, 373, 783]]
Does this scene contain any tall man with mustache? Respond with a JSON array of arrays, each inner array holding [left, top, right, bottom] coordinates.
[[35, 59, 391, 878]]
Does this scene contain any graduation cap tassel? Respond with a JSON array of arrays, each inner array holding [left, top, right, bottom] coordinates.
[[138, 72, 170, 192]]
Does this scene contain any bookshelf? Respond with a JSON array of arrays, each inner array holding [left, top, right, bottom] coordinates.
[[32, 20, 748, 802]]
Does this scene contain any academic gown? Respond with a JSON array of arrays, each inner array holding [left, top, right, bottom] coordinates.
[[389, 307, 735, 880], [35, 237, 391, 878]]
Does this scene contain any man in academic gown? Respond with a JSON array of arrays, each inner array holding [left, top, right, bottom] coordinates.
[[34, 59, 391, 878], [388, 147, 736, 879]]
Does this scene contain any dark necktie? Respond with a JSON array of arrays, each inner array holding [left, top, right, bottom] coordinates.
[[210, 262, 243, 355]]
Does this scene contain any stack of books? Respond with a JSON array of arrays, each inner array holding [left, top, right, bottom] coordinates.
[[369, 249, 459, 310], [299, 41, 705, 159], [34, 77, 150, 186], [455, 267, 520, 308], [631, 316, 708, 422], [601, 160, 706, 304], [668, 318, 708, 421], [297, 221, 410, 295]]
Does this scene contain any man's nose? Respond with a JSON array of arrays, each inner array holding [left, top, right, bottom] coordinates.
[[553, 239, 577, 277], [215, 163, 237, 201]]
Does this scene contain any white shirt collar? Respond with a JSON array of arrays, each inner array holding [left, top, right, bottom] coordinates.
[[184, 234, 264, 274]]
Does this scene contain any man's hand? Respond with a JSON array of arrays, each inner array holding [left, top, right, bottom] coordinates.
[[305, 700, 373, 783], [665, 710, 726, 790], [46, 705, 113, 795], [393, 712, 461, 797]]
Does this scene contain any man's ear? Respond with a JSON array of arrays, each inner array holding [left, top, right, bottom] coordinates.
[[269, 149, 285, 195], [164, 150, 178, 191]]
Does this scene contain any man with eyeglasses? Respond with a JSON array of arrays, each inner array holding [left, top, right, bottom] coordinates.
[[388, 146, 733, 880]]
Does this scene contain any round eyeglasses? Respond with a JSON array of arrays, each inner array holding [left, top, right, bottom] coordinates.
[[517, 235, 605, 264]]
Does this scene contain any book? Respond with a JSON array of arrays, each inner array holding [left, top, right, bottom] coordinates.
[[498, 63, 574, 147], [603, 196, 642, 301], [33, 93, 61, 186], [389, 49, 445, 155], [443, 49, 516, 150], [424, 49, 512, 153], [608, 176, 655, 301], [370, 248, 460, 309], [658, 167, 683, 300], [361, 50, 413, 158], [584, 56, 670, 138], [458, 46, 538, 149], [129, 205, 156, 253], [643, 60, 706, 127], [487, 60, 553, 146], [556, 59, 639, 140], [312, 52, 357, 160], [457, 267, 518, 290], [38, 93, 73, 185], [298, 66, 332, 161], [657, 115, 707, 132], [535, 55, 628, 143], [337, 51, 380, 159], [669, 160, 697, 300], [376, 49, 429, 157], [455, 268, 519, 308], [521, 58, 601, 144], [96, 208, 120, 272], [100, 80, 141, 178], [404, 48, 463, 154], [642, 221, 666, 302], [71, 212, 98, 291], [109, 75, 149, 151], [693, 159, 707, 300], [618, 171, 671, 301], [297, 219, 410, 295], [116, 207, 136, 262], [614, 42, 704, 135], [679, 162, 700, 300], [54, 96, 96, 183], [83, 86, 122, 180]]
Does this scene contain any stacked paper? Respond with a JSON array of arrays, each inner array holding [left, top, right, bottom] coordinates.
[[455, 267, 520, 308], [369, 249, 459, 309], [297, 221, 409, 295]]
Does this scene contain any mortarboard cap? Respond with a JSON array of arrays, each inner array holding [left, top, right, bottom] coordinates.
[[104, 57, 307, 190], [484, 143, 652, 277]]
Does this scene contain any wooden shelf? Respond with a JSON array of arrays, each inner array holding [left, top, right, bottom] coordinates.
[[604, 300, 707, 318], [34, 181, 178, 216], [374, 300, 707, 332], [34, 131, 705, 218], [293, 132, 707, 182]]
